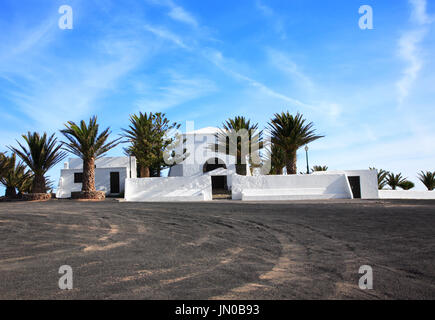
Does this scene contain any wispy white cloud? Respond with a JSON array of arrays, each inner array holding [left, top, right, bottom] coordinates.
[[135, 73, 217, 112], [256, 0, 273, 16], [1, 34, 149, 129], [255, 0, 287, 39], [0, 16, 56, 74], [168, 5, 198, 27], [396, 29, 426, 104], [266, 49, 345, 121], [396, 0, 433, 105], [144, 24, 189, 49], [7, 20, 56, 58], [142, 20, 314, 112], [204, 49, 314, 110], [145, 0, 199, 28], [267, 49, 314, 90], [409, 0, 433, 25]]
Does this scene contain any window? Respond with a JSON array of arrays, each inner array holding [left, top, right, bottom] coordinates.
[[74, 172, 83, 183]]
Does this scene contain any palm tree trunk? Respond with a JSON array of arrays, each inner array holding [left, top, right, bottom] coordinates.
[[235, 164, 247, 175], [285, 151, 297, 175], [31, 174, 46, 193], [82, 157, 96, 192], [140, 165, 150, 178], [273, 167, 283, 175]]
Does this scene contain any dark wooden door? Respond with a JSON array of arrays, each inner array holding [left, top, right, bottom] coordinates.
[[110, 172, 120, 194], [348, 176, 361, 199]]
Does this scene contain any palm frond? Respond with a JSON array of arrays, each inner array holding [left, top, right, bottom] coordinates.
[[398, 180, 415, 190], [213, 116, 263, 161], [9, 132, 66, 176], [60, 116, 121, 160], [267, 111, 323, 174], [417, 171, 435, 191], [0, 153, 32, 196], [386, 172, 406, 190], [312, 165, 328, 172]]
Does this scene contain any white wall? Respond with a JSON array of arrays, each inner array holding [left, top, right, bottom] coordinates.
[[232, 174, 353, 200], [125, 175, 212, 202], [313, 170, 379, 199], [379, 190, 435, 199]]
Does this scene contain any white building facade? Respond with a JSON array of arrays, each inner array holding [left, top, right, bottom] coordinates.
[[168, 127, 251, 191], [168, 127, 239, 176], [56, 157, 137, 198]]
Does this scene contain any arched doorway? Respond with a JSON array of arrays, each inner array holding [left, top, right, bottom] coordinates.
[[203, 158, 228, 196], [203, 158, 227, 173]]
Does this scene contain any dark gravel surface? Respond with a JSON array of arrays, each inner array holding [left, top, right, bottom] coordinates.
[[0, 199, 434, 299]]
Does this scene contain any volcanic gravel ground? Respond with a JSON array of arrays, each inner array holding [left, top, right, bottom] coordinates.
[[0, 199, 434, 299]]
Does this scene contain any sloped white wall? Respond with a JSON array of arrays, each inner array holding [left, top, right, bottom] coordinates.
[[125, 175, 212, 202], [232, 174, 353, 200]]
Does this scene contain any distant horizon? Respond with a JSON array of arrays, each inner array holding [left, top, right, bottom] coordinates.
[[1, 0, 434, 193]]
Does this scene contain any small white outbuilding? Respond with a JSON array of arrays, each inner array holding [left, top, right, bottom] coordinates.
[[56, 157, 137, 198]]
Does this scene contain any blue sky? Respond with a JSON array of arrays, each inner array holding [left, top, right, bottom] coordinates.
[[0, 0, 434, 192]]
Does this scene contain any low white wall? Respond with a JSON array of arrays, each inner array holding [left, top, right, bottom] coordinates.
[[232, 174, 353, 201], [125, 175, 212, 202], [379, 190, 435, 199]]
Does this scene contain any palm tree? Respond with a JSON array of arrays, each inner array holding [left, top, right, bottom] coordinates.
[[61, 116, 120, 193], [9, 132, 66, 193], [214, 116, 263, 175], [417, 171, 435, 191], [268, 112, 323, 175], [312, 165, 328, 172], [369, 168, 389, 190], [386, 173, 406, 190], [122, 112, 156, 177], [0, 153, 32, 197], [149, 113, 183, 177], [398, 180, 415, 190], [16, 176, 52, 195], [264, 143, 285, 175], [122, 112, 182, 177]]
